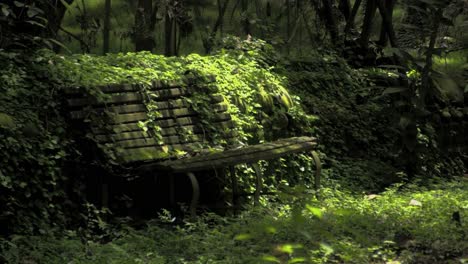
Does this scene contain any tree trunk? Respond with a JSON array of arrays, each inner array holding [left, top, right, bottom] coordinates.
[[420, 8, 443, 109], [204, 0, 230, 53], [164, 9, 176, 56], [135, 0, 154, 51], [339, 0, 351, 20], [359, 0, 377, 49], [377, 0, 396, 47], [103, 0, 111, 54], [241, 0, 251, 35], [344, 0, 362, 37], [39, 0, 74, 39], [321, 0, 339, 44]]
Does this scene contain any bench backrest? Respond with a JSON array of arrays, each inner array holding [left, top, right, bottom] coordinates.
[[65, 77, 236, 164]]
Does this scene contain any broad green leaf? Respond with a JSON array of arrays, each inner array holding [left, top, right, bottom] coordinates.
[[277, 244, 302, 254], [432, 75, 463, 102], [0, 112, 15, 129], [27, 6, 43, 17], [320, 243, 334, 256], [25, 20, 46, 28], [46, 38, 72, 54], [382, 87, 407, 95], [1, 6, 10, 17], [234, 233, 251, 240], [289, 257, 306, 263], [13, 1, 25, 7], [305, 204, 323, 219], [262, 255, 280, 263]]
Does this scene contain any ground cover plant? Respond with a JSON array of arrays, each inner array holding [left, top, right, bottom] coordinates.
[[1, 178, 466, 263]]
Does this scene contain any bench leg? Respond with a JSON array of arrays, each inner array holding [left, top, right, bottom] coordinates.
[[311, 151, 322, 197], [169, 173, 176, 211], [229, 166, 239, 211], [250, 163, 263, 206], [186, 172, 200, 218]]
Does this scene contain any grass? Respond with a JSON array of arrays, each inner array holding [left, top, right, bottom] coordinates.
[[1, 178, 467, 263]]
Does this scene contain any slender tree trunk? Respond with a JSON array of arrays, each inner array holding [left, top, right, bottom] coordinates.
[[38, 0, 75, 38], [241, 0, 251, 35], [344, 0, 362, 37], [205, 0, 230, 53], [321, 0, 339, 44], [164, 9, 176, 56], [266, 1, 272, 17], [339, 0, 351, 20], [377, 0, 396, 47], [359, 0, 377, 49], [135, 0, 154, 51], [287, 0, 291, 41], [420, 8, 443, 109], [103, 0, 111, 54]]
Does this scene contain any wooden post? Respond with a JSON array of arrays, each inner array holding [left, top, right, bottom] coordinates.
[[101, 183, 109, 209], [251, 163, 262, 206], [229, 166, 239, 211], [311, 151, 322, 198], [169, 173, 175, 210], [186, 172, 200, 218]]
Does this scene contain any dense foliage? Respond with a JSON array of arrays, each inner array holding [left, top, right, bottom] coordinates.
[[0, 39, 319, 235], [0, 51, 77, 235], [2, 180, 466, 263], [282, 50, 466, 190]]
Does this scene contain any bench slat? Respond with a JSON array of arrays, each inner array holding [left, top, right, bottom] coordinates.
[[95, 129, 237, 145], [68, 93, 224, 109], [139, 137, 316, 172], [155, 113, 231, 128], [91, 120, 235, 138], [103, 112, 230, 125], [71, 103, 228, 120], [107, 135, 204, 149], [119, 143, 203, 163]]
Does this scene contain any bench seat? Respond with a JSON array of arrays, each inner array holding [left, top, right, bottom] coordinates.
[[65, 76, 321, 217]]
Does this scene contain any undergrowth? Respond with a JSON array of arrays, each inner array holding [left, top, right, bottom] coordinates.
[[1, 178, 466, 264]]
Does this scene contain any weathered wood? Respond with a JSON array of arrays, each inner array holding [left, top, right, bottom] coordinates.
[[146, 87, 198, 101], [311, 151, 322, 197], [117, 147, 172, 163], [108, 112, 148, 123], [92, 120, 235, 140], [68, 92, 224, 108], [103, 134, 206, 149], [94, 131, 151, 142], [70, 104, 147, 119], [139, 137, 316, 172], [186, 172, 200, 218], [251, 163, 262, 206], [92, 123, 142, 134], [155, 113, 231, 128], [99, 112, 229, 125], [68, 93, 144, 107], [119, 141, 215, 163], [73, 103, 227, 121], [64, 75, 216, 95], [229, 166, 239, 209], [63, 84, 139, 95]]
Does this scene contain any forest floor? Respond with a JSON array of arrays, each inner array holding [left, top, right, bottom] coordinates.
[[2, 177, 467, 264]]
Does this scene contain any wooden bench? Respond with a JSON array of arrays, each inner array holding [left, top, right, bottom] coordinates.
[[65, 76, 321, 217]]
